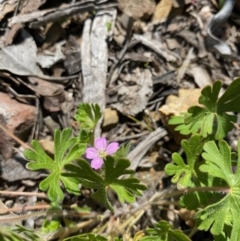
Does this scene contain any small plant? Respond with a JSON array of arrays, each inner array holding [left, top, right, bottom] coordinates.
[[165, 77, 240, 241], [2, 78, 240, 240]]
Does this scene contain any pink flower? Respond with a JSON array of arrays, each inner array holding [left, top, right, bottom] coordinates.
[[85, 137, 119, 170]]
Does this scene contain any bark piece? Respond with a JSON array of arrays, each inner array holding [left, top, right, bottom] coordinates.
[[0, 92, 37, 135], [81, 9, 117, 138]]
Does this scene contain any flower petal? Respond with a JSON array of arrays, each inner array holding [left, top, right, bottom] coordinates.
[[106, 142, 119, 155], [94, 137, 107, 151], [85, 147, 99, 159], [91, 158, 104, 170]]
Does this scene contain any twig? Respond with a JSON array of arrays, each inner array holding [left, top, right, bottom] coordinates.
[[114, 131, 149, 142], [0, 123, 32, 150], [0, 190, 46, 198]]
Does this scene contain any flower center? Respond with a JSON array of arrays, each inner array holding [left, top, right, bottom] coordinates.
[[98, 150, 107, 159]]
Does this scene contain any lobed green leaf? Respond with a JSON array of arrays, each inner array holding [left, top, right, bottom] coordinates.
[[169, 78, 240, 139], [200, 140, 235, 186], [63, 157, 146, 212], [140, 220, 191, 241], [24, 128, 85, 202], [74, 103, 101, 130], [64, 233, 107, 241], [165, 135, 203, 188], [217, 77, 240, 112], [195, 140, 240, 240]]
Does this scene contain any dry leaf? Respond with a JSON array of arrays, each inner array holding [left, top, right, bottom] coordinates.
[[64, 36, 81, 75], [1, 155, 45, 181], [189, 65, 212, 88], [166, 38, 180, 50], [42, 22, 64, 49], [27, 77, 64, 96], [159, 88, 201, 143], [4, 23, 23, 46], [3, 0, 47, 45], [176, 47, 195, 83], [0, 114, 13, 160], [171, 0, 192, 7], [43, 92, 65, 112], [112, 68, 152, 115], [0, 30, 44, 77], [39, 139, 54, 156], [118, 0, 156, 19], [37, 41, 65, 69], [159, 88, 201, 118], [152, 0, 172, 22], [0, 0, 18, 20], [20, 0, 47, 14], [103, 108, 119, 128], [178, 208, 195, 227]]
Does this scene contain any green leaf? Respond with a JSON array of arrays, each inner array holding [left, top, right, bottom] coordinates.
[[179, 166, 225, 210], [74, 103, 101, 130], [169, 113, 201, 136], [12, 225, 41, 240], [114, 238, 123, 241], [165, 135, 203, 188], [217, 77, 240, 112], [63, 234, 107, 241], [0, 231, 24, 241], [214, 227, 232, 241], [169, 79, 240, 139], [24, 128, 86, 202], [195, 140, 240, 240], [196, 191, 240, 241], [139, 220, 191, 241], [200, 140, 236, 186], [77, 129, 92, 144], [42, 220, 60, 233], [63, 156, 147, 212], [0, 225, 41, 241], [180, 190, 222, 210], [113, 143, 130, 161]]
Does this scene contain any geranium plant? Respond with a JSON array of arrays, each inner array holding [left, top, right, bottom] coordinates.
[[165, 77, 240, 241], [2, 78, 240, 240]]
